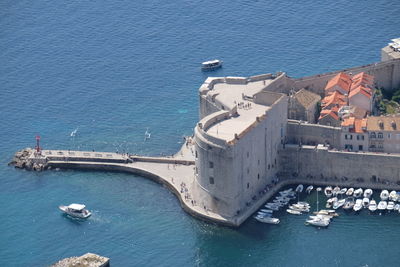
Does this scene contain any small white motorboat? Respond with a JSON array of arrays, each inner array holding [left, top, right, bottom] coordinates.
[[387, 201, 395, 211], [362, 197, 370, 208], [389, 191, 397, 201], [324, 186, 333, 197], [289, 205, 310, 212], [378, 200, 388, 211], [340, 188, 347, 195], [353, 199, 363, 212], [295, 184, 304, 193], [255, 216, 280, 224], [201, 59, 223, 70], [394, 204, 400, 211], [342, 197, 355, 210], [380, 190, 389, 200], [353, 188, 363, 198], [260, 209, 273, 213], [287, 209, 302, 215], [313, 210, 339, 217], [59, 203, 91, 219], [333, 186, 341, 197], [346, 188, 354, 196], [306, 185, 313, 194], [364, 189, 373, 199], [305, 217, 330, 227], [333, 199, 345, 209], [368, 200, 377, 212], [326, 197, 337, 208]]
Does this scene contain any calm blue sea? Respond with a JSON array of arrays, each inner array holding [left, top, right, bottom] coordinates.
[[1, 0, 400, 266]]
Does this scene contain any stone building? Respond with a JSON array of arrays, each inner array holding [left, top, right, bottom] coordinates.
[[194, 75, 287, 219], [367, 115, 400, 153], [288, 88, 321, 123], [340, 117, 368, 151]]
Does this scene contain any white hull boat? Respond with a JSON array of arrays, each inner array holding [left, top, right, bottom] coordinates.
[[353, 188, 363, 198], [255, 216, 280, 224], [346, 188, 354, 196], [333, 199, 346, 209], [287, 209, 302, 215], [353, 199, 363, 212], [387, 201, 395, 211], [333, 186, 341, 197], [343, 197, 355, 210], [394, 204, 400, 211], [201, 59, 223, 70], [362, 197, 370, 208], [380, 190, 389, 201], [59, 203, 91, 219], [295, 184, 304, 193], [306, 218, 330, 227], [378, 201, 387, 211], [364, 189, 373, 199], [306, 185, 313, 194], [324, 186, 333, 197], [340, 188, 347, 195], [389, 191, 397, 201], [368, 200, 377, 212]]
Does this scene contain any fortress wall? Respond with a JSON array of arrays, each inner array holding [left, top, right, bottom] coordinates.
[[279, 146, 400, 184], [286, 120, 342, 148], [199, 95, 222, 119], [293, 59, 400, 95], [261, 73, 294, 94]]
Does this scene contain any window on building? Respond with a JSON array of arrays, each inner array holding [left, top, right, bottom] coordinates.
[[361, 135, 365, 140], [195, 151, 198, 158], [345, 135, 348, 140], [378, 132, 383, 139], [350, 135, 353, 140], [258, 159, 260, 165], [359, 145, 363, 151], [257, 174, 260, 180], [268, 164, 270, 170], [370, 132, 376, 139], [209, 177, 214, 184], [345, 144, 353, 150], [378, 143, 383, 149], [275, 158, 276, 165], [388, 133, 391, 139], [247, 182, 249, 189], [209, 161, 214, 168]]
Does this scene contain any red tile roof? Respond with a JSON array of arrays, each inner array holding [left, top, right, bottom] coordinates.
[[321, 91, 347, 108], [319, 109, 339, 121], [325, 73, 352, 93], [351, 72, 374, 90], [349, 85, 372, 99], [341, 117, 367, 133]]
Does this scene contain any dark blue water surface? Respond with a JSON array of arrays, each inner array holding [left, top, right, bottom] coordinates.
[[1, 0, 400, 266]]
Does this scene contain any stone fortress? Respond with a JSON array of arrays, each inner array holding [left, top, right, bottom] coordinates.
[[10, 40, 400, 227]]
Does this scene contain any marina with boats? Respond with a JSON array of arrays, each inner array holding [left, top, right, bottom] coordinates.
[[254, 184, 400, 228]]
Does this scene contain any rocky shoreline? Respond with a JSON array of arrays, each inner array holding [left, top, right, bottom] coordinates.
[[8, 148, 48, 171], [50, 253, 110, 267]]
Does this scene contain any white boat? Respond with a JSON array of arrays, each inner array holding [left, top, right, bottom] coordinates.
[[333, 199, 345, 209], [295, 184, 304, 193], [353, 199, 363, 211], [289, 205, 310, 212], [201, 59, 223, 70], [313, 210, 339, 217], [394, 204, 400, 211], [362, 197, 370, 208], [389, 191, 397, 201], [387, 201, 395, 211], [326, 197, 337, 208], [309, 214, 333, 220], [287, 209, 302, 215], [364, 189, 373, 199], [306, 218, 330, 227], [324, 186, 333, 197], [368, 200, 377, 212], [380, 190, 389, 200], [255, 216, 280, 224], [297, 201, 310, 207], [260, 209, 273, 213], [306, 185, 313, 194], [343, 197, 355, 210], [378, 200, 388, 210], [346, 188, 354, 196], [59, 203, 91, 219], [353, 188, 363, 198], [333, 186, 341, 197], [340, 188, 347, 195]]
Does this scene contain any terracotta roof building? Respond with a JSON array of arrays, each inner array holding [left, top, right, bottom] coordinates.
[[341, 117, 368, 151], [367, 116, 400, 153], [325, 72, 352, 95]]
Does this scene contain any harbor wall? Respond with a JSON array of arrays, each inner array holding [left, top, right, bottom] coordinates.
[[286, 120, 342, 148], [279, 145, 400, 185]]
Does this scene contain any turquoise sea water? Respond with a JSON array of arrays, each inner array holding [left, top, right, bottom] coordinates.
[[1, 0, 400, 266]]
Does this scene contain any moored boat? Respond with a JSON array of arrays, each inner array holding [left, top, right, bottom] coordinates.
[[295, 184, 304, 193], [305, 217, 330, 227], [364, 189, 373, 199], [339, 188, 347, 195], [362, 197, 370, 208], [389, 191, 397, 201], [324, 186, 333, 197], [346, 188, 354, 196], [353, 199, 363, 211], [255, 216, 280, 224], [306, 185, 313, 194], [387, 201, 395, 211], [368, 199, 377, 212], [333, 199, 345, 210], [59, 203, 91, 219], [380, 190, 389, 200], [378, 200, 387, 211], [287, 209, 302, 215], [343, 197, 355, 210], [333, 186, 341, 197], [353, 188, 363, 198]]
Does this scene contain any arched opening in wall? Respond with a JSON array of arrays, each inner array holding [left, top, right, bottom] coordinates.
[[371, 175, 377, 182], [257, 174, 260, 180], [268, 164, 270, 170]]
